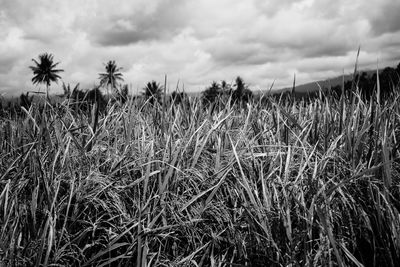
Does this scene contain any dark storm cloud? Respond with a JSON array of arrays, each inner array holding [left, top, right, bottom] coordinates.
[[205, 41, 281, 66], [205, 14, 353, 68], [95, 18, 182, 46], [93, 0, 188, 46], [96, 29, 156, 46], [262, 37, 352, 59], [300, 42, 353, 58], [369, 1, 400, 35]]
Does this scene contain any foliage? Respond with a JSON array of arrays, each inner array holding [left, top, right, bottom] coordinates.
[[202, 81, 221, 105], [142, 80, 163, 104], [171, 91, 187, 105], [98, 60, 124, 96], [1, 78, 400, 266], [232, 76, 253, 105], [19, 92, 34, 110], [221, 80, 230, 91], [29, 53, 64, 99], [330, 65, 400, 101], [68, 85, 107, 113], [2, 59, 400, 266], [201, 78, 253, 107], [116, 84, 129, 104], [62, 82, 80, 98]]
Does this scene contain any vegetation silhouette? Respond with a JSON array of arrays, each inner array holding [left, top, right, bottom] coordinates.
[[19, 92, 34, 110], [61, 82, 79, 99], [63, 83, 107, 114], [171, 91, 187, 105], [202, 81, 221, 106], [232, 76, 253, 105], [99, 60, 124, 98], [329, 64, 400, 102], [29, 53, 64, 101], [116, 84, 129, 104], [201, 77, 253, 109], [143, 80, 163, 105]]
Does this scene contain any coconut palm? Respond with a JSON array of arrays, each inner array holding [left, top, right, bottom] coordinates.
[[29, 53, 64, 100], [232, 76, 253, 105], [202, 81, 221, 105], [171, 91, 187, 105], [221, 80, 230, 91], [98, 60, 124, 97], [235, 76, 245, 96], [143, 81, 163, 104]]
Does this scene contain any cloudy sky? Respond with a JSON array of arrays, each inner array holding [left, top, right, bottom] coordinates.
[[1, 0, 399, 96]]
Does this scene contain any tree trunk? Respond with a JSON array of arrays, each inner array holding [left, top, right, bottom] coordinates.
[[107, 85, 111, 102], [46, 84, 50, 102]]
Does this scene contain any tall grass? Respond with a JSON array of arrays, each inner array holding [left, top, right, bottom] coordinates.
[[0, 85, 399, 266]]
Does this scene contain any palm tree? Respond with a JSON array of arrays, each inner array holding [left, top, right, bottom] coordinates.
[[29, 53, 64, 100], [98, 60, 124, 98], [143, 81, 163, 104], [171, 91, 187, 105], [221, 80, 230, 91], [232, 76, 253, 105], [235, 76, 245, 96], [202, 81, 221, 105]]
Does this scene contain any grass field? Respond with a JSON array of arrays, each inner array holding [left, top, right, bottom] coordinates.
[[1, 86, 399, 266]]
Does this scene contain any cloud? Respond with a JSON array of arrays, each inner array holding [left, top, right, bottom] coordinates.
[[0, 0, 400, 97], [367, 1, 400, 36], [252, 0, 296, 17], [0, 55, 19, 74], [190, 0, 367, 69], [78, 0, 189, 46]]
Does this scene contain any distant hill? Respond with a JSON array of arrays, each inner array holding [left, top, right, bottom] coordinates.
[[273, 69, 381, 96]]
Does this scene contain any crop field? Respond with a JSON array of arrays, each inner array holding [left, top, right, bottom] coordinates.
[[1, 85, 400, 266]]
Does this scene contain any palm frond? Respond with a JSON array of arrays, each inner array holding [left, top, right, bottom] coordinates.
[[98, 60, 124, 91], [29, 53, 64, 93]]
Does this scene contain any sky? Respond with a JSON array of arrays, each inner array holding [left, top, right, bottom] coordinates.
[[1, 0, 400, 96]]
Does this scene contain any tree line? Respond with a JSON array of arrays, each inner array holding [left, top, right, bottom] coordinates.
[[3, 53, 252, 111], [329, 63, 400, 102], [2, 52, 400, 116]]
